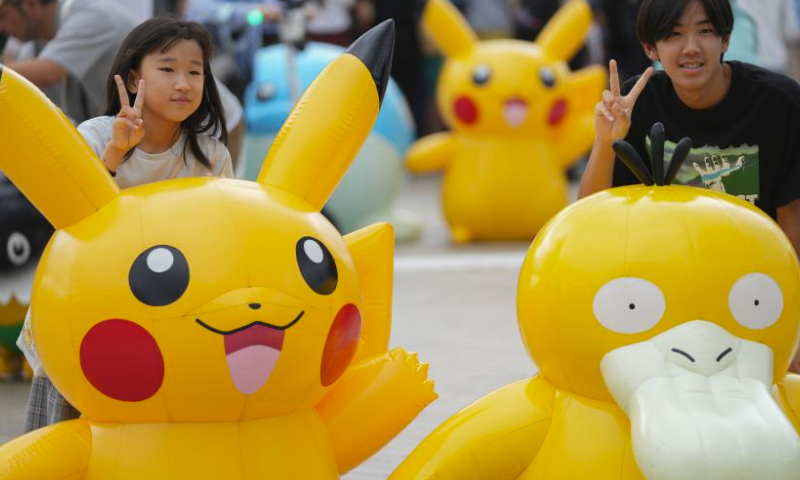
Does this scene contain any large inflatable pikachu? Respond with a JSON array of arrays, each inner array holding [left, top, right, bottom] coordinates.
[[0, 21, 435, 480], [410, 0, 605, 242], [392, 124, 800, 480]]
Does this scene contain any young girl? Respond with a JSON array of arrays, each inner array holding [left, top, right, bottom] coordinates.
[[78, 15, 233, 188], [24, 15, 233, 431]]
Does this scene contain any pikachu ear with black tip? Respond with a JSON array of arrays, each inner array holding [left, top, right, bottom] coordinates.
[[421, 0, 477, 58], [0, 65, 119, 229], [536, 0, 593, 61], [257, 20, 395, 211]]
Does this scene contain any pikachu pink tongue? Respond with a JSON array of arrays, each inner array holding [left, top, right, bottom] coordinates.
[[502, 98, 529, 128], [224, 324, 284, 395]]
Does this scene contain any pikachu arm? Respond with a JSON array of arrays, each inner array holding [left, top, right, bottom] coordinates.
[[316, 347, 437, 474], [389, 374, 555, 480], [776, 373, 800, 431], [553, 64, 607, 168], [406, 133, 457, 173], [0, 418, 91, 480]]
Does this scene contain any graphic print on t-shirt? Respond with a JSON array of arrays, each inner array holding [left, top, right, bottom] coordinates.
[[646, 137, 760, 204]]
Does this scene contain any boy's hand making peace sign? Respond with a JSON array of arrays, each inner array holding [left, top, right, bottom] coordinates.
[[595, 60, 653, 144]]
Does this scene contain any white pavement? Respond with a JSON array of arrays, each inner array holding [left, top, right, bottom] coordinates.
[[0, 173, 579, 479]]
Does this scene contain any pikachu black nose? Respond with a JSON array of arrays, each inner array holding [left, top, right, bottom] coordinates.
[[248, 303, 262, 310]]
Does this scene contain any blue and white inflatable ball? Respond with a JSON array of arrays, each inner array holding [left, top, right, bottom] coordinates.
[[242, 42, 422, 241]]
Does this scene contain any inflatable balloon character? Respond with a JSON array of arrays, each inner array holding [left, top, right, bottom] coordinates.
[[392, 123, 800, 480], [411, 0, 605, 242], [0, 175, 52, 380], [0, 21, 436, 480], [242, 42, 421, 241]]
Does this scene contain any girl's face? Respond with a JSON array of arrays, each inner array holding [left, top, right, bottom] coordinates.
[[128, 38, 205, 125], [643, 1, 730, 99]]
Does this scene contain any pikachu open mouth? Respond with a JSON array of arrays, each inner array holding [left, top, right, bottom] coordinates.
[[197, 312, 303, 395], [502, 98, 529, 128]]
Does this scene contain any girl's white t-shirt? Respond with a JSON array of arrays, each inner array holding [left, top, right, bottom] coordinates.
[[78, 116, 234, 189]]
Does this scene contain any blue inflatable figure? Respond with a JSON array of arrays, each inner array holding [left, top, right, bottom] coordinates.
[[242, 42, 422, 241]]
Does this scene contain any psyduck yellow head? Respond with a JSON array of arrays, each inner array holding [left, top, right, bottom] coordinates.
[[518, 123, 800, 478], [0, 22, 409, 424], [423, 0, 603, 137]]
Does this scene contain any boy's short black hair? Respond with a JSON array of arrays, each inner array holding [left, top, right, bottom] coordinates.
[[636, 0, 733, 45]]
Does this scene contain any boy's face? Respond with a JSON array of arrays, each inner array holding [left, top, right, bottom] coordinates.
[[643, 0, 730, 97]]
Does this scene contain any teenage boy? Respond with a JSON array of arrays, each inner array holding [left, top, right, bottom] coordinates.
[[579, 0, 800, 372], [578, 0, 800, 259]]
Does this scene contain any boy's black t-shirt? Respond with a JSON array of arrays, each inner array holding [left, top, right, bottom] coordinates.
[[613, 61, 800, 220]]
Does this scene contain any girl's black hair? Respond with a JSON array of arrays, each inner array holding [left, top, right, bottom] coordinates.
[[636, 0, 733, 46], [104, 15, 228, 169]]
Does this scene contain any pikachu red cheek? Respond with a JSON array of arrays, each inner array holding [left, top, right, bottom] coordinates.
[[320, 304, 361, 387], [548, 97, 568, 126], [453, 95, 479, 124], [79, 319, 165, 402]]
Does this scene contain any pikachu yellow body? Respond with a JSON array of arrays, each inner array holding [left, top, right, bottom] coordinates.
[[393, 128, 800, 480], [411, 0, 605, 242], [0, 22, 435, 480]]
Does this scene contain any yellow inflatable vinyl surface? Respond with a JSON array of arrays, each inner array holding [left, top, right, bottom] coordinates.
[[0, 21, 435, 480], [410, 0, 605, 242], [392, 125, 800, 479]]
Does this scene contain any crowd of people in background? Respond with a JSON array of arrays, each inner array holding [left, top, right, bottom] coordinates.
[[2, 0, 799, 139]]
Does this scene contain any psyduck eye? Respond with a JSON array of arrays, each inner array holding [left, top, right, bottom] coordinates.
[[729, 273, 783, 329], [472, 64, 491, 86], [7, 232, 31, 266], [539, 66, 556, 88], [129, 245, 190, 306], [296, 236, 337, 295], [593, 277, 665, 333]]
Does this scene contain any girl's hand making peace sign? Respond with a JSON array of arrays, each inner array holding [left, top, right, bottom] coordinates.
[[595, 60, 653, 144], [109, 74, 146, 153]]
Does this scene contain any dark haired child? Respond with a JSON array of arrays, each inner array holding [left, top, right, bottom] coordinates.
[[78, 15, 233, 188]]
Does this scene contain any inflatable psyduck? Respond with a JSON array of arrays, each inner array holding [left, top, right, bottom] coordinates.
[[0, 21, 435, 480], [392, 124, 800, 480], [409, 0, 605, 242]]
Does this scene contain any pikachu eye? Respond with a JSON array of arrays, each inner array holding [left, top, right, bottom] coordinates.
[[539, 66, 556, 88], [6, 232, 31, 267], [472, 64, 492, 86], [296, 237, 337, 295], [129, 245, 190, 306]]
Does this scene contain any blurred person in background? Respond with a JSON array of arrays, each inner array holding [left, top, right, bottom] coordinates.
[[305, 0, 357, 46], [510, 0, 560, 40], [184, 0, 283, 99], [0, 0, 136, 123], [353, 0, 430, 136], [596, 0, 651, 83], [736, 0, 800, 75]]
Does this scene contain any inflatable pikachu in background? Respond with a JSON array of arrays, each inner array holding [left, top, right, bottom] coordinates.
[[392, 124, 800, 480], [0, 21, 436, 480], [411, 0, 605, 242]]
